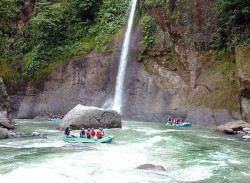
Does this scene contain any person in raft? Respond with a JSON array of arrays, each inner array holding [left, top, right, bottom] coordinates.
[[80, 128, 85, 138], [91, 128, 96, 137], [86, 128, 91, 139], [65, 126, 74, 138], [96, 128, 104, 139]]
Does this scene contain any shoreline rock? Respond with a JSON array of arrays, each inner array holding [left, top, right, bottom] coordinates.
[[216, 120, 250, 132], [216, 120, 250, 141]]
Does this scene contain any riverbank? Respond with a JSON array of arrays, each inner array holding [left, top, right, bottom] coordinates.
[[1, 119, 250, 183]]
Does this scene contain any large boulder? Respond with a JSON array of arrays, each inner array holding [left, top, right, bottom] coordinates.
[[216, 120, 250, 132], [0, 127, 9, 139], [57, 104, 121, 130]]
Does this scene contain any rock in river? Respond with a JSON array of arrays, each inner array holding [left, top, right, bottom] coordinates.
[[136, 164, 166, 171], [223, 128, 235, 135], [57, 104, 121, 130], [242, 135, 250, 141]]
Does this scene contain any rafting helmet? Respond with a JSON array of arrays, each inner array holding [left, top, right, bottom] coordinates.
[[88, 128, 91, 131], [100, 128, 103, 131]]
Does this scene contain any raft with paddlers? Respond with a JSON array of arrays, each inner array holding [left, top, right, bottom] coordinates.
[[48, 114, 64, 121], [165, 117, 191, 127], [165, 122, 191, 127], [62, 135, 114, 143]]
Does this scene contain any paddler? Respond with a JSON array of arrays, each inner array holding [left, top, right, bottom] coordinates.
[[64, 126, 74, 138], [86, 128, 91, 139], [80, 128, 85, 138], [91, 128, 96, 137], [96, 128, 103, 139]]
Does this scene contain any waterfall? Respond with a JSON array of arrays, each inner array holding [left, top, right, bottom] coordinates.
[[112, 0, 138, 113]]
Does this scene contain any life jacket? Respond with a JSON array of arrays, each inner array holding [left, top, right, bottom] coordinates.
[[80, 130, 85, 137], [91, 131, 95, 137], [86, 131, 91, 138], [96, 131, 102, 139], [65, 130, 70, 135]]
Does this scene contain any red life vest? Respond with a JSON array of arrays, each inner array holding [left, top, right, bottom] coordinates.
[[96, 131, 102, 139], [86, 131, 91, 138], [91, 131, 95, 136]]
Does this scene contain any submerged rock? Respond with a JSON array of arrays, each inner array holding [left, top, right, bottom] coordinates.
[[57, 104, 121, 130], [31, 132, 40, 136], [136, 164, 166, 171], [0, 127, 9, 139], [8, 131, 47, 139]]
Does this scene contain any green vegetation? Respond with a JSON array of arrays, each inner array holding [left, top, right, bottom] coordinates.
[[139, 0, 249, 53], [193, 51, 240, 111], [0, 0, 129, 80], [0, 0, 249, 86], [211, 0, 250, 49], [139, 15, 157, 53]]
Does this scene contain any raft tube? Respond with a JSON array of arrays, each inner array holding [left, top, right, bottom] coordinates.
[[165, 122, 191, 127], [62, 135, 114, 143], [48, 118, 63, 121]]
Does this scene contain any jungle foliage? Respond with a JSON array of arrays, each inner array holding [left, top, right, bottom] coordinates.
[[0, 0, 129, 80], [0, 0, 249, 81]]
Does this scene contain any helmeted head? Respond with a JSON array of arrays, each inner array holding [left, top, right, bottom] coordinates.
[[100, 128, 103, 131], [88, 128, 91, 131], [81, 128, 84, 131], [92, 128, 94, 131]]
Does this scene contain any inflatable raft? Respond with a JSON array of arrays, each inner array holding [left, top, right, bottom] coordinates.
[[62, 135, 114, 143], [48, 118, 63, 121], [165, 122, 191, 127]]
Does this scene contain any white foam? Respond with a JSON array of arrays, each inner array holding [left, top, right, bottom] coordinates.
[[199, 135, 220, 139], [172, 166, 212, 182], [241, 172, 250, 176], [229, 160, 241, 165], [135, 128, 167, 135]]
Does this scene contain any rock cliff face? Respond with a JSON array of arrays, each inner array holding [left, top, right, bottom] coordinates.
[[0, 78, 12, 124], [7, 26, 243, 126], [10, 49, 117, 118], [5, 1, 249, 126], [236, 47, 250, 123]]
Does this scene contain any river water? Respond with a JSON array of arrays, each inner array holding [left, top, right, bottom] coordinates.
[[0, 120, 250, 183]]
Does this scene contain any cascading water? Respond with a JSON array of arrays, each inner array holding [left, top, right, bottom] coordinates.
[[112, 0, 138, 113]]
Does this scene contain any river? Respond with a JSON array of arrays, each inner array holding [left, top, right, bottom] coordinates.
[[0, 119, 250, 183]]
